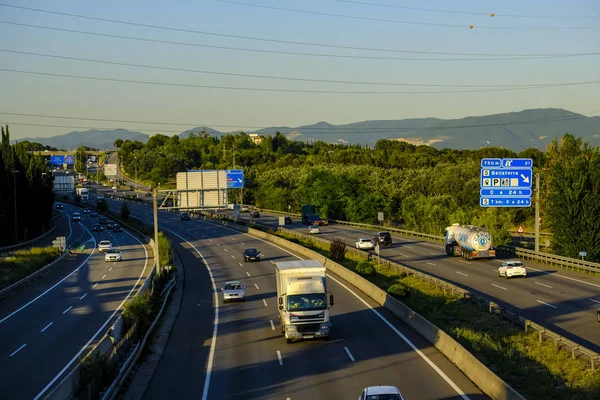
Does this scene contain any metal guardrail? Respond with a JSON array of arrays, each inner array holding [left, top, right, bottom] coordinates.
[[497, 245, 600, 275], [508, 230, 552, 238], [0, 214, 59, 255]]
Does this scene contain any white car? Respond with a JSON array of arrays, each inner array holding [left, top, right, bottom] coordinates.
[[72, 212, 81, 221], [358, 385, 404, 400], [104, 249, 122, 262], [308, 225, 321, 234], [498, 260, 527, 279], [355, 238, 375, 250], [98, 240, 113, 252], [222, 281, 245, 303], [112, 186, 117, 190]]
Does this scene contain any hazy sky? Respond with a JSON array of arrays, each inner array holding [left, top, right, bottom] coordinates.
[[1, 0, 599, 139]]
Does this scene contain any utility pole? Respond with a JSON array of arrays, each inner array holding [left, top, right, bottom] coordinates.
[[134, 156, 138, 197], [535, 173, 540, 252], [13, 170, 19, 242], [153, 187, 161, 276], [232, 145, 235, 169]]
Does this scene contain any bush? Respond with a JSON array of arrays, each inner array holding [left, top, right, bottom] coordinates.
[[120, 202, 130, 220], [78, 350, 115, 389], [122, 291, 153, 332], [387, 282, 410, 298], [158, 231, 173, 268], [355, 261, 376, 277], [328, 237, 347, 262]]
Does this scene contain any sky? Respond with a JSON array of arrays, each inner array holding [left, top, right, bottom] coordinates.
[[0, 0, 599, 139]]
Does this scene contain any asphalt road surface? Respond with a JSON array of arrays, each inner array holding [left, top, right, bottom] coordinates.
[[102, 199, 487, 400], [0, 203, 151, 400]]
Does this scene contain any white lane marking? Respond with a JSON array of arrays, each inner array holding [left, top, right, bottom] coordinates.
[[527, 267, 600, 289], [428, 251, 437, 255], [458, 260, 470, 265], [109, 267, 113, 272], [398, 253, 410, 257], [161, 229, 218, 400], [262, 299, 268, 307], [537, 300, 558, 309], [270, 261, 275, 265], [238, 263, 243, 267], [62, 306, 72, 314], [102, 275, 107, 280], [589, 299, 600, 304], [209, 239, 213, 242], [216, 243, 221, 247], [246, 272, 251, 277], [535, 281, 553, 289], [79, 293, 87, 300], [276, 350, 283, 366], [270, 320, 275, 331], [255, 284, 260, 290], [344, 346, 356, 362], [0, 224, 97, 325], [241, 242, 245, 245], [113, 262, 116, 266], [230, 237, 236, 241], [35, 224, 149, 400], [426, 262, 436, 266], [9, 344, 27, 357], [326, 273, 470, 399], [455, 271, 468, 277], [231, 255, 235, 259], [40, 322, 54, 333], [223, 248, 228, 252], [492, 284, 507, 290], [93, 283, 98, 289]]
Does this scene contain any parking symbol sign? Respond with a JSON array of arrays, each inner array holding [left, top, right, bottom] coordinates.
[[492, 178, 500, 187]]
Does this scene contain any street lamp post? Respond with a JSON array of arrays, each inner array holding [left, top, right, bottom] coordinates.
[[135, 156, 138, 197], [13, 170, 19, 242]]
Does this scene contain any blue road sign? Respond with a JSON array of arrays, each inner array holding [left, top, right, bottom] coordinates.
[[480, 197, 531, 207], [64, 155, 75, 165], [480, 158, 533, 208], [225, 169, 244, 189], [50, 155, 65, 165]]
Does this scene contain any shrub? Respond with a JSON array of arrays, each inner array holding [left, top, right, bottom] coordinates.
[[387, 282, 410, 298], [122, 291, 153, 331], [355, 261, 376, 277], [328, 237, 347, 262]]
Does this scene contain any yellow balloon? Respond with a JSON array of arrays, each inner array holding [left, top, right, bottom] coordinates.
[[490, 13, 495, 17], [469, 25, 473, 29]]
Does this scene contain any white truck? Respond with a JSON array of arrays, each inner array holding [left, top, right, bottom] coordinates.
[[76, 187, 89, 201], [276, 260, 333, 343], [445, 223, 495, 260]]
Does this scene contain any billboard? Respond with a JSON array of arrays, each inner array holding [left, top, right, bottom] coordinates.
[[225, 169, 244, 188], [50, 155, 65, 165], [64, 155, 75, 165], [176, 170, 228, 208], [104, 164, 117, 176]]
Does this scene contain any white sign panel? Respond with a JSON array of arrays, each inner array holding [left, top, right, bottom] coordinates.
[[104, 164, 117, 176]]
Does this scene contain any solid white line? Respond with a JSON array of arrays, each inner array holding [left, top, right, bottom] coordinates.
[[238, 263, 243, 267], [263, 299, 268, 307], [455, 271, 468, 277], [344, 346, 356, 362], [223, 248, 228, 252], [458, 260, 470, 265], [491, 284, 507, 290], [276, 350, 283, 366], [34, 223, 149, 400], [9, 344, 27, 357], [246, 272, 251, 277], [537, 300, 558, 309], [161, 228, 218, 400], [255, 284, 260, 290], [270, 261, 275, 265], [79, 293, 87, 300], [0, 224, 97, 325], [93, 283, 98, 289], [62, 306, 72, 314], [270, 320, 275, 331], [589, 299, 600, 304], [426, 262, 436, 266], [101, 275, 107, 280], [326, 273, 470, 400], [535, 281, 553, 289], [40, 322, 54, 333]]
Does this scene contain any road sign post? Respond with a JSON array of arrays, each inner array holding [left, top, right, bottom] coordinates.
[[579, 251, 587, 260], [480, 158, 533, 208], [52, 236, 66, 252]]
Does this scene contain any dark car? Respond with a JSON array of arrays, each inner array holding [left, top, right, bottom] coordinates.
[[374, 231, 393, 247], [55, 204, 64, 210], [180, 212, 190, 221], [243, 247, 261, 262], [99, 216, 107, 224], [90, 211, 98, 217], [284, 216, 292, 224], [107, 221, 115, 229], [93, 224, 103, 232], [250, 211, 260, 218], [113, 224, 122, 232], [597, 307, 600, 323]]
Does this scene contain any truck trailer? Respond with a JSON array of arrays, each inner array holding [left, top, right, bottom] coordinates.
[[76, 187, 89, 201], [276, 260, 334, 343], [301, 204, 329, 225], [444, 223, 495, 260]]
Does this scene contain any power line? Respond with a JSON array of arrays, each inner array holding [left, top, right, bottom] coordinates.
[[3, 21, 593, 62], [3, 49, 593, 88], [331, 0, 600, 19], [2, 68, 598, 94], [217, 0, 600, 30]]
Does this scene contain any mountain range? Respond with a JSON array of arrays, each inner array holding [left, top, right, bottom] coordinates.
[[14, 108, 600, 152]]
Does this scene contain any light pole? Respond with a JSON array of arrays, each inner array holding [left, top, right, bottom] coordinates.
[[13, 170, 19, 242], [135, 156, 138, 197]]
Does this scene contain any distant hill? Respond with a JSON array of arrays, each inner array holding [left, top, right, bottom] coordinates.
[[13, 109, 600, 151]]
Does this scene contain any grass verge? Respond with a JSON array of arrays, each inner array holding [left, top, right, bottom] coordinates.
[[0, 246, 61, 290]]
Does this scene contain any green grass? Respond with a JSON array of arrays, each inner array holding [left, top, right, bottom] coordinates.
[[273, 229, 600, 400], [0, 246, 61, 289]]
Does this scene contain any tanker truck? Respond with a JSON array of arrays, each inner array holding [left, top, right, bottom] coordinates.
[[444, 223, 495, 260]]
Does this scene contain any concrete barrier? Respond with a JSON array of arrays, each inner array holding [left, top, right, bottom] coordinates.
[[209, 217, 525, 400]]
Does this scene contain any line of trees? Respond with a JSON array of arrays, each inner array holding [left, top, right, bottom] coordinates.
[[0, 126, 55, 246]]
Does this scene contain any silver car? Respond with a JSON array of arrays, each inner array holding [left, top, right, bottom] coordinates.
[[104, 249, 122, 262], [222, 281, 245, 303]]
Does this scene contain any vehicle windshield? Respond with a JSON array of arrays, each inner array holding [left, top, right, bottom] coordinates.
[[366, 395, 402, 400], [505, 262, 523, 267], [288, 294, 327, 311], [224, 283, 242, 290], [245, 248, 258, 255]]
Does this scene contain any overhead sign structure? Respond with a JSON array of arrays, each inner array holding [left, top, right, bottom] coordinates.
[[64, 155, 75, 165], [480, 158, 533, 208], [52, 236, 66, 251], [225, 169, 244, 189], [50, 155, 65, 165], [104, 164, 118, 176]]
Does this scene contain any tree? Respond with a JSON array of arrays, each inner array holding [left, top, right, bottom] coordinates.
[[121, 202, 130, 220], [114, 138, 124, 148]]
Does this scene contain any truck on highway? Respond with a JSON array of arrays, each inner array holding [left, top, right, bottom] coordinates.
[[301, 204, 328, 226], [444, 223, 495, 260], [76, 187, 89, 201], [276, 260, 333, 343]]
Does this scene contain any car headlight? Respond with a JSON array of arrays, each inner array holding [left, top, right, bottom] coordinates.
[[320, 324, 329, 330]]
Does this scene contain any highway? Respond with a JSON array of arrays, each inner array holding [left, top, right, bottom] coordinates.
[[0, 202, 151, 400], [101, 196, 486, 400], [231, 211, 600, 353]]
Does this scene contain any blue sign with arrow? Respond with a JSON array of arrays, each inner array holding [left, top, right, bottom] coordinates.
[[480, 158, 533, 208], [225, 169, 244, 189], [50, 155, 65, 165]]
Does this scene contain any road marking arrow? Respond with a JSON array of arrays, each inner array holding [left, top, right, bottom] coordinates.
[[521, 174, 529, 184]]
